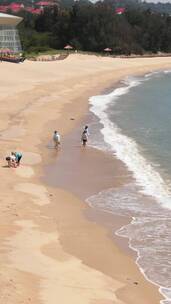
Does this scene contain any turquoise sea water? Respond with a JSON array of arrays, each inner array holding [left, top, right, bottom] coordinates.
[[110, 72, 171, 183], [88, 71, 171, 304]]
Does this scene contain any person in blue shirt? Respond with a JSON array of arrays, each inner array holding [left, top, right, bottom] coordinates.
[[12, 151, 22, 166]]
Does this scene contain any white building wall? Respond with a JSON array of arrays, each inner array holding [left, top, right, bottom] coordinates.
[[0, 13, 23, 52], [0, 25, 22, 52]]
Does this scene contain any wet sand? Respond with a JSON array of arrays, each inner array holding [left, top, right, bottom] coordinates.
[[44, 128, 131, 199], [44, 113, 137, 253], [43, 108, 163, 304]]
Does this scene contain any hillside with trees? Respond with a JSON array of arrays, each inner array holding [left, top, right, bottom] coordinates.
[[2, 0, 171, 55]]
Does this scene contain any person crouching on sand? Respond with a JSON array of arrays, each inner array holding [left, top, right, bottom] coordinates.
[[6, 154, 17, 168], [12, 151, 22, 166], [84, 125, 89, 135], [53, 130, 61, 148], [81, 130, 88, 146]]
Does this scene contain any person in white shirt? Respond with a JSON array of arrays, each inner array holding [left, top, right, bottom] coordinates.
[[53, 130, 61, 148], [6, 153, 17, 168]]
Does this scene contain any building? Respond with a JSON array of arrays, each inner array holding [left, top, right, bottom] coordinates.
[[0, 2, 57, 15], [0, 12, 23, 52]]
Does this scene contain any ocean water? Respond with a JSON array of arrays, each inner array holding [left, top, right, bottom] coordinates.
[[88, 71, 171, 304]]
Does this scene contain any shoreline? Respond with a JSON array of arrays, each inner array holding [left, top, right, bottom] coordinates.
[[1, 54, 171, 303], [43, 91, 165, 303], [42, 73, 162, 303], [86, 71, 171, 303]]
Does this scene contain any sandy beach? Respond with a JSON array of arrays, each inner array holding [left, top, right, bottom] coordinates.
[[1, 54, 171, 304]]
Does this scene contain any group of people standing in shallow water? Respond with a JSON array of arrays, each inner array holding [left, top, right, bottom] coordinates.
[[53, 125, 89, 149]]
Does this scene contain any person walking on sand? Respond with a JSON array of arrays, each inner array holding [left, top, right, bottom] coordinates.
[[81, 130, 88, 147], [53, 130, 61, 148]]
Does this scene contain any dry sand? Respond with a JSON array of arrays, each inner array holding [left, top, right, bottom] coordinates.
[[0, 54, 171, 303]]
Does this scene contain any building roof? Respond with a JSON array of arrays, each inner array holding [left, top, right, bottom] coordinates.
[[26, 7, 43, 14], [0, 12, 23, 26], [8, 3, 24, 12], [37, 1, 53, 6], [0, 6, 9, 13]]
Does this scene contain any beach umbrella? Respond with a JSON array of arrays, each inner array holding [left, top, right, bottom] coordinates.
[[37, 1, 52, 6], [64, 45, 73, 50], [115, 7, 125, 15], [104, 48, 112, 52]]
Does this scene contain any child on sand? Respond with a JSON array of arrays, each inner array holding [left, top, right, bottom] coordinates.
[[84, 125, 89, 135], [6, 154, 17, 168], [81, 130, 88, 146], [53, 131, 61, 148]]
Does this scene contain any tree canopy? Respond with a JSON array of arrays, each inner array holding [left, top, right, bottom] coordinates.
[[10, 0, 171, 54]]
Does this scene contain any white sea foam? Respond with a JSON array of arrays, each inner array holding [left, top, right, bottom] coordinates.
[[88, 73, 171, 303], [164, 70, 171, 74], [89, 76, 171, 210], [87, 183, 171, 304], [116, 215, 171, 304], [88, 73, 171, 304]]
